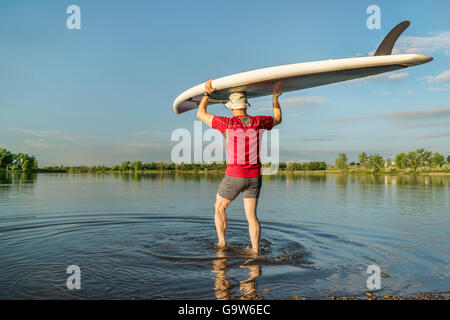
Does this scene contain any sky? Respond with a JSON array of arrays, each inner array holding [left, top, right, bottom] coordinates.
[[1, 0, 449, 166]]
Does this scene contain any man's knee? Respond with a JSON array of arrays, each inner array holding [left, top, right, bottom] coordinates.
[[215, 195, 230, 212], [215, 200, 228, 212]]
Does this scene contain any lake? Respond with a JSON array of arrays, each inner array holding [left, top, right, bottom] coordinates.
[[0, 172, 448, 299]]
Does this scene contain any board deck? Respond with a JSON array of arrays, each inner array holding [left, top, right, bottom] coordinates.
[[173, 54, 432, 114]]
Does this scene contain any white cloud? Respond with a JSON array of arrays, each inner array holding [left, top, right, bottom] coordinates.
[[332, 106, 450, 123], [368, 72, 410, 81], [25, 140, 50, 148], [426, 70, 450, 83], [349, 72, 410, 86], [396, 31, 450, 54], [388, 72, 410, 80], [426, 87, 450, 92], [132, 130, 167, 136], [258, 96, 329, 110], [416, 131, 450, 139], [372, 91, 392, 95], [7, 127, 79, 142]]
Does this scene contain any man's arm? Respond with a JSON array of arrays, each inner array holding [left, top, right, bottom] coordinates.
[[272, 92, 282, 127], [196, 79, 215, 127]]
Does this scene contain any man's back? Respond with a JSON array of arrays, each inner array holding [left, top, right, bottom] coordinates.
[[212, 115, 274, 178]]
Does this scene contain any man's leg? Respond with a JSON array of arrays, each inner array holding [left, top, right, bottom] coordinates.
[[215, 193, 232, 247], [243, 198, 260, 254]]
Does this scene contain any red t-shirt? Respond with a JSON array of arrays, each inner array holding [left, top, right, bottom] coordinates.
[[212, 115, 274, 178]]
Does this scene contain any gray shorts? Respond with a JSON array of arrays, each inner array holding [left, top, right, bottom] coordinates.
[[218, 175, 262, 200]]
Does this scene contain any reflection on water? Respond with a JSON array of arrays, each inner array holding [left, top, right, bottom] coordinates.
[[0, 172, 37, 185], [2, 171, 446, 186], [0, 172, 448, 299], [263, 173, 449, 187], [0, 172, 37, 202], [213, 248, 262, 300]]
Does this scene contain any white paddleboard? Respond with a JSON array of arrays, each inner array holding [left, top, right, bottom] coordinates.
[[173, 21, 432, 114]]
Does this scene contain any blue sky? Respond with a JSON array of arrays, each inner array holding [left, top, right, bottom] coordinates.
[[1, 0, 449, 166]]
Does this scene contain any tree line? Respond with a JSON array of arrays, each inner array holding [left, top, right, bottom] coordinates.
[[0, 148, 38, 172], [335, 148, 450, 171], [42, 160, 328, 173], [3, 146, 448, 174]]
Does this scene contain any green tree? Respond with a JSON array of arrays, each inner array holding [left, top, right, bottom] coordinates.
[[335, 153, 348, 170], [406, 151, 419, 169], [0, 148, 13, 168], [358, 152, 368, 167], [395, 152, 407, 169], [22, 159, 34, 172], [431, 152, 445, 167], [447, 155, 450, 164], [120, 161, 131, 171], [132, 161, 143, 171], [415, 148, 432, 166], [367, 154, 384, 171]]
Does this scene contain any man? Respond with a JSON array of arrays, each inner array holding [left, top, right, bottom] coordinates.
[[197, 79, 282, 255]]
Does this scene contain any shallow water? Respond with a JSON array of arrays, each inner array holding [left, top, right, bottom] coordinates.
[[0, 172, 448, 299]]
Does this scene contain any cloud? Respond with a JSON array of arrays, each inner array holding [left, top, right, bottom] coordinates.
[[332, 106, 450, 123], [347, 72, 410, 87], [416, 131, 450, 139], [386, 106, 450, 120], [132, 130, 168, 136], [396, 31, 450, 54], [426, 70, 450, 83], [368, 72, 409, 82], [387, 72, 409, 80], [257, 95, 329, 111], [295, 147, 379, 156], [372, 91, 392, 95], [25, 140, 51, 148], [296, 135, 341, 142], [426, 87, 450, 92], [6, 127, 79, 142], [399, 120, 450, 129]]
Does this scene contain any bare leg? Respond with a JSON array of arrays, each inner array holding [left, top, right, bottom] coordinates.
[[243, 197, 260, 254], [215, 193, 231, 247]]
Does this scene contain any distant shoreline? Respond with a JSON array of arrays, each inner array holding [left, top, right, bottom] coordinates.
[[7, 168, 447, 176]]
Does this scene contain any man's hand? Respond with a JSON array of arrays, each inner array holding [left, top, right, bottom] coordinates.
[[197, 79, 216, 128], [205, 79, 216, 95], [272, 86, 282, 127], [273, 92, 282, 100]]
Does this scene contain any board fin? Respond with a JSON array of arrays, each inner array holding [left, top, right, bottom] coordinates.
[[374, 21, 410, 56]]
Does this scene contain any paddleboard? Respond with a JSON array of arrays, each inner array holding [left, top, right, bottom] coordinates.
[[173, 21, 433, 114]]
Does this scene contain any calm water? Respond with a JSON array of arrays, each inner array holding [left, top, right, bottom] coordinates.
[[0, 172, 449, 299]]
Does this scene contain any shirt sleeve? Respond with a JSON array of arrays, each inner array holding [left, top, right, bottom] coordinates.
[[258, 116, 274, 130], [211, 116, 229, 134]]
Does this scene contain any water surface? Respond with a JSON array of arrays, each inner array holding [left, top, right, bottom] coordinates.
[[0, 172, 448, 299]]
